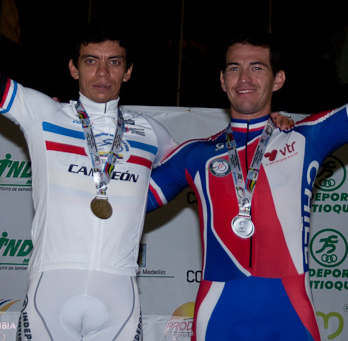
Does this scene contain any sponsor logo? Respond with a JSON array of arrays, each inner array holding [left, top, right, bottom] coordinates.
[[124, 119, 135, 125], [310, 229, 347, 268], [312, 155, 348, 215], [264, 141, 297, 163], [137, 244, 173, 278], [132, 313, 142, 341], [16, 296, 28, 340], [17, 310, 32, 341], [215, 143, 225, 151], [264, 149, 277, 161], [187, 191, 197, 204], [209, 158, 231, 177], [0, 300, 19, 340], [0, 322, 16, 330], [309, 229, 348, 292], [0, 232, 32, 266], [0, 154, 31, 187], [186, 270, 201, 283], [314, 155, 346, 192], [316, 311, 344, 339], [302, 161, 319, 269], [0, 299, 21, 316], [68, 164, 139, 183], [165, 302, 194, 340], [125, 127, 146, 136]]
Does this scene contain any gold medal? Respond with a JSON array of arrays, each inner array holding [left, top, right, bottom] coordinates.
[[91, 197, 113, 219]]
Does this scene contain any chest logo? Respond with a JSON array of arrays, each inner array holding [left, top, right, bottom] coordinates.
[[264, 142, 297, 163], [264, 149, 277, 161], [209, 158, 231, 177]]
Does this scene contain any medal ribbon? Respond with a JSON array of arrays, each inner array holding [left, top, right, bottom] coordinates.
[[75, 101, 124, 198], [226, 118, 274, 218]]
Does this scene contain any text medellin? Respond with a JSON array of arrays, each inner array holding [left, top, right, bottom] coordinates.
[[68, 164, 139, 182]]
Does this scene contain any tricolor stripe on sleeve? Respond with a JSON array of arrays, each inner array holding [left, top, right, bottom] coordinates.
[[0, 77, 17, 114], [148, 178, 168, 207]]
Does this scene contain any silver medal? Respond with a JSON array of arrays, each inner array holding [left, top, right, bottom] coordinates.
[[226, 118, 274, 240], [232, 215, 255, 238]]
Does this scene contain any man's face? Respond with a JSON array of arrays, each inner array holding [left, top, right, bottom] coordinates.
[[220, 43, 285, 119], [69, 40, 133, 103]]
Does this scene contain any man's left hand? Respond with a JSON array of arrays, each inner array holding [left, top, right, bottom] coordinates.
[[271, 112, 294, 130]]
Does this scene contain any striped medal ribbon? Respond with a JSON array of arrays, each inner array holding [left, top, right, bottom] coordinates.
[[76, 100, 124, 219], [226, 118, 274, 238]]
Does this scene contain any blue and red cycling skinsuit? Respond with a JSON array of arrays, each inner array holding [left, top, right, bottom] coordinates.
[[147, 107, 348, 340]]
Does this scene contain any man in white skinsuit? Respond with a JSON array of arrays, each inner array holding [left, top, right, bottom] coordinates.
[[0, 23, 177, 341]]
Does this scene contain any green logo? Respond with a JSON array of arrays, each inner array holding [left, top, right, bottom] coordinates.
[[315, 155, 346, 192], [316, 311, 344, 339], [0, 232, 32, 265], [0, 153, 31, 187], [310, 229, 348, 267]]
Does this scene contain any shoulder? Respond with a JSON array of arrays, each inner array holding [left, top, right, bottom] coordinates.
[[120, 107, 145, 121], [163, 129, 225, 163], [294, 105, 348, 127]]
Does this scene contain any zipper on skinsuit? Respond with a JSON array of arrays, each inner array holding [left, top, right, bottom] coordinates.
[[245, 120, 253, 268]]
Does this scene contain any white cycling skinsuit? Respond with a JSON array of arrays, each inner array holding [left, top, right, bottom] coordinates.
[[0, 76, 176, 340]]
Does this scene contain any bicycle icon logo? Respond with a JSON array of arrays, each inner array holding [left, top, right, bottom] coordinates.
[[310, 229, 348, 267], [314, 155, 346, 192]]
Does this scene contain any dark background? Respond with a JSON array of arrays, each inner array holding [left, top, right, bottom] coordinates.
[[2, 0, 348, 114]]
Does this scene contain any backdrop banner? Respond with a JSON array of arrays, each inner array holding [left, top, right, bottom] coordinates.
[[0, 107, 347, 340]]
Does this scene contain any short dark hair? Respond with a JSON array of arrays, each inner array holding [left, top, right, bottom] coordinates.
[[221, 32, 283, 76], [71, 23, 133, 70]]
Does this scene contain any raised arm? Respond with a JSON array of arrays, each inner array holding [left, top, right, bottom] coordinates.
[[0, 76, 61, 130]]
